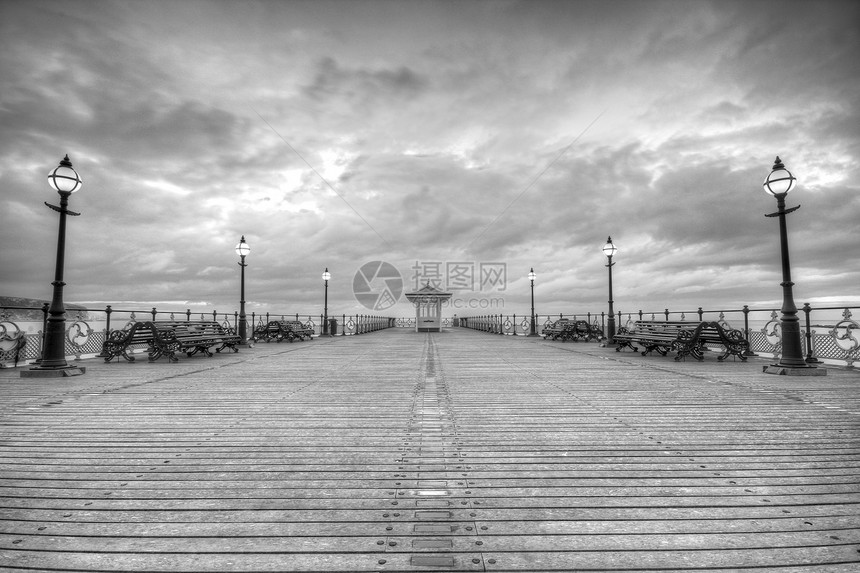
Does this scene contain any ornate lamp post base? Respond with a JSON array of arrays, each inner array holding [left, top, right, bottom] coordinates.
[[22, 365, 86, 378], [763, 364, 826, 376]]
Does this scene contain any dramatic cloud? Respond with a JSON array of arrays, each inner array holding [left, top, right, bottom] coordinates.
[[1, 0, 858, 321]]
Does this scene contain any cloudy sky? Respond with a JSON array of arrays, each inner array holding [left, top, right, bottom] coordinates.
[[1, 0, 858, 320]]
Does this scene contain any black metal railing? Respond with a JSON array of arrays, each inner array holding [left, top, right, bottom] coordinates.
[[3, 302, 857, 369], [459, 304, 860, 368], [0, 305, 396, 368]]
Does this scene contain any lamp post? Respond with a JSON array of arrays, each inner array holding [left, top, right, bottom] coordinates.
[[528, 268, 537, 336], [603, 236, 617, 345], [235, 236, 250, 345], [22, 155, 85, 378], [761, 157, 825, 376], [322, 268, 331, 336]]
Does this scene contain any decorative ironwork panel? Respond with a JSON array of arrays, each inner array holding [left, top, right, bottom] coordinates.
[[823, 309, 859, 367], [0, 317, 29, 366], [520, 318, 530, 334], [64, 319, 100, 359]]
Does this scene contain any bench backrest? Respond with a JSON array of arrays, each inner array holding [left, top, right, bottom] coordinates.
[[110, 321, 160, 345], [630, 320, 696, 333], [153, 321, 231, 338], [628, 320, 745, 342]]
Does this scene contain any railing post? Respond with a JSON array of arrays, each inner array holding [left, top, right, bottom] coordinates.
[[664, 308, 670, 321], [698, 307, 704, 321], [802, 303, 820, 363], [742, 305, 755, 356], [151, 307, 157, 321], [186, 308, 191, 321], [105, 305, 112, 334]]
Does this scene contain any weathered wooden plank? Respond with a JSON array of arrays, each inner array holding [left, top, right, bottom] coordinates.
[[478, 546, 860, 570], [4, 515, 857, 537], [2, 504, 858, 523], [2, 530, 857, 553], [3, 481, 856, 500], [1, 547, 857, 571], [6, 459, 860, 472], [1, 493, 856, 511], [0, 551, 484, 571]]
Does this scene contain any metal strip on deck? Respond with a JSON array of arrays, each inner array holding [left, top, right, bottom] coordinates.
[[1, 329, 858, 571]]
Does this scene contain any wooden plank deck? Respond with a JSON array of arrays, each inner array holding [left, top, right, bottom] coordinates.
[[1, 328, 858, 572]]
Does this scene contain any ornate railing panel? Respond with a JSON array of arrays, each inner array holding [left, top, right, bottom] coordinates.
[[0, 314, 29, 366]]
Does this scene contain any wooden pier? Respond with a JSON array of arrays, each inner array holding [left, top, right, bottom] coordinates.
[[2, 328, 858, 571]]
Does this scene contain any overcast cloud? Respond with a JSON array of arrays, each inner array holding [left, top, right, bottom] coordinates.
[[1, 0, 857, 319]]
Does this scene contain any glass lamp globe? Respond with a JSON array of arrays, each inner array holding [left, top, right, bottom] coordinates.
[[47, 154, 82, 194], [763, 156, 796, 196], [602, 237, 618, 258], [235, 236, 250, 257]]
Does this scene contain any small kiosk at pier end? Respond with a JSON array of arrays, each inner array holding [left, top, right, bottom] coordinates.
[[405, 283, 452, 332]]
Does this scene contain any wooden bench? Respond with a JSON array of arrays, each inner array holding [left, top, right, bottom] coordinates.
[[253, 320, 315, 343], [153, 321, 241, 357], [614, 320, 749, 361], [542, 319, 602, 342], [280, 320, 314, 341], [542, 318, 576, 340], [100, 321, 179, 362], [252, 321, 280, 343], [573, 320, 603, 342]]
